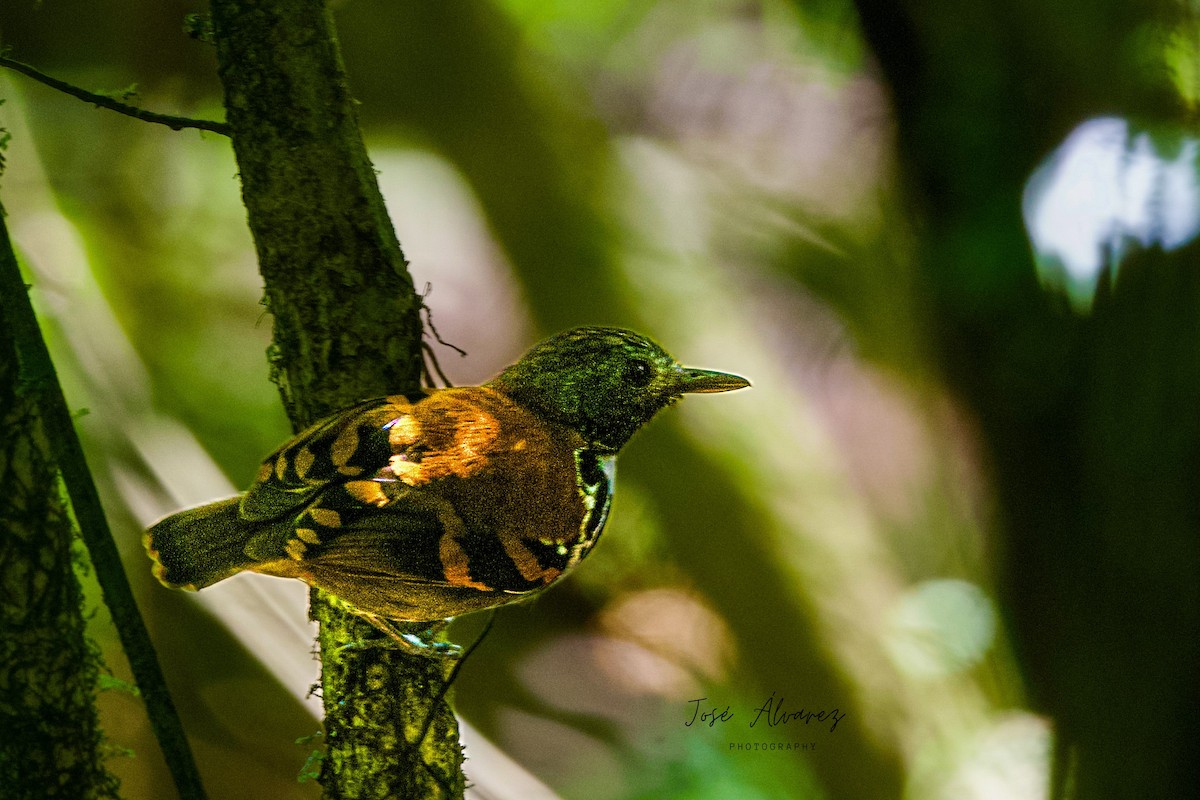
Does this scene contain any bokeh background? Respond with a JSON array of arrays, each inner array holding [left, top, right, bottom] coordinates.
[[2, 1, 1197, 798]]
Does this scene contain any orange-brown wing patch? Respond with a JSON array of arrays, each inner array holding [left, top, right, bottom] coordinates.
[[439, 533, 492, 591], [500, 536, 563, 584], [376, 388, 510, 486]]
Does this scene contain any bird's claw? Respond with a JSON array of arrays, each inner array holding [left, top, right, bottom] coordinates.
[[338, 615, 462, 658], [397, 632, 463, 658]]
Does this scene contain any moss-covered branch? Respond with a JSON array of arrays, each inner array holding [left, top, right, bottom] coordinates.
[[0, 208, 203, 796], [0, 209, 124, 800], [205, 1, 461, 795]]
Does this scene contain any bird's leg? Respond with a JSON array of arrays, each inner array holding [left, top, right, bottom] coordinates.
[[337, 613, 462, 658], [375, 616, 462, 658]]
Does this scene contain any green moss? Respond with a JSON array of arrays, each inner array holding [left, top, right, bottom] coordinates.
[[207, 0, 458, 795], [0, 274, 121, 799]]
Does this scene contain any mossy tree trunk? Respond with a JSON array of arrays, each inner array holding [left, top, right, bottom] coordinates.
[[205, 1, 463, 797], [0, 212, 122, 798]]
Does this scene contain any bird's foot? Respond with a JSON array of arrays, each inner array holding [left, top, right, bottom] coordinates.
[[337, 615, 462, 659]]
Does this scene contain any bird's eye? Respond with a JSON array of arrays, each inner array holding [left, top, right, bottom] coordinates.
[[623, 360, 653, 387]]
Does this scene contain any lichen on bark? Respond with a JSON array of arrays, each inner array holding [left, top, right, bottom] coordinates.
[[0, 217, 121, 800], [205, 0, 463, 796]]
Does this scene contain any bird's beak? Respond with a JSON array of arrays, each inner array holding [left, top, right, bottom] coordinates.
[[676, 367, 751, 393]]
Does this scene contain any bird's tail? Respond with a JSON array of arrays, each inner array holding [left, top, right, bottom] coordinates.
[[144, 496, 257, 590]]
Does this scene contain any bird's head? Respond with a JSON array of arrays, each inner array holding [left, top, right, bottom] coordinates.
[[489, 326, 750, 452]]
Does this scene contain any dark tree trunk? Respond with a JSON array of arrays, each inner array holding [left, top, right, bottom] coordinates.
[[0, 212, 121, 799], [205, 1, 462, 796]]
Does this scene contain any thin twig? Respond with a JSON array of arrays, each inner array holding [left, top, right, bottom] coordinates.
[[419, 283, 468, 357], [0, 55, 230, 136], [417, 284, 465, 388], [0, 205, 209, 799], [422, 341, 453, 388]]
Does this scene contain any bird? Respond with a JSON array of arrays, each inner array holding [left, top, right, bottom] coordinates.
[[144, 326, 749, 650]]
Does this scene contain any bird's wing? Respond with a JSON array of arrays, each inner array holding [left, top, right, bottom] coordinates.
[[246, 486, 543, 619], [245, 489, 447, 579], [276, 478, 548, 591], [242, 387, 565, 616], [239, 394, 422, 522]]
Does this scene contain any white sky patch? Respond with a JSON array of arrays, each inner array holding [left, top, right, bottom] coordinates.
[[1024, 116, 1200, 310]]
